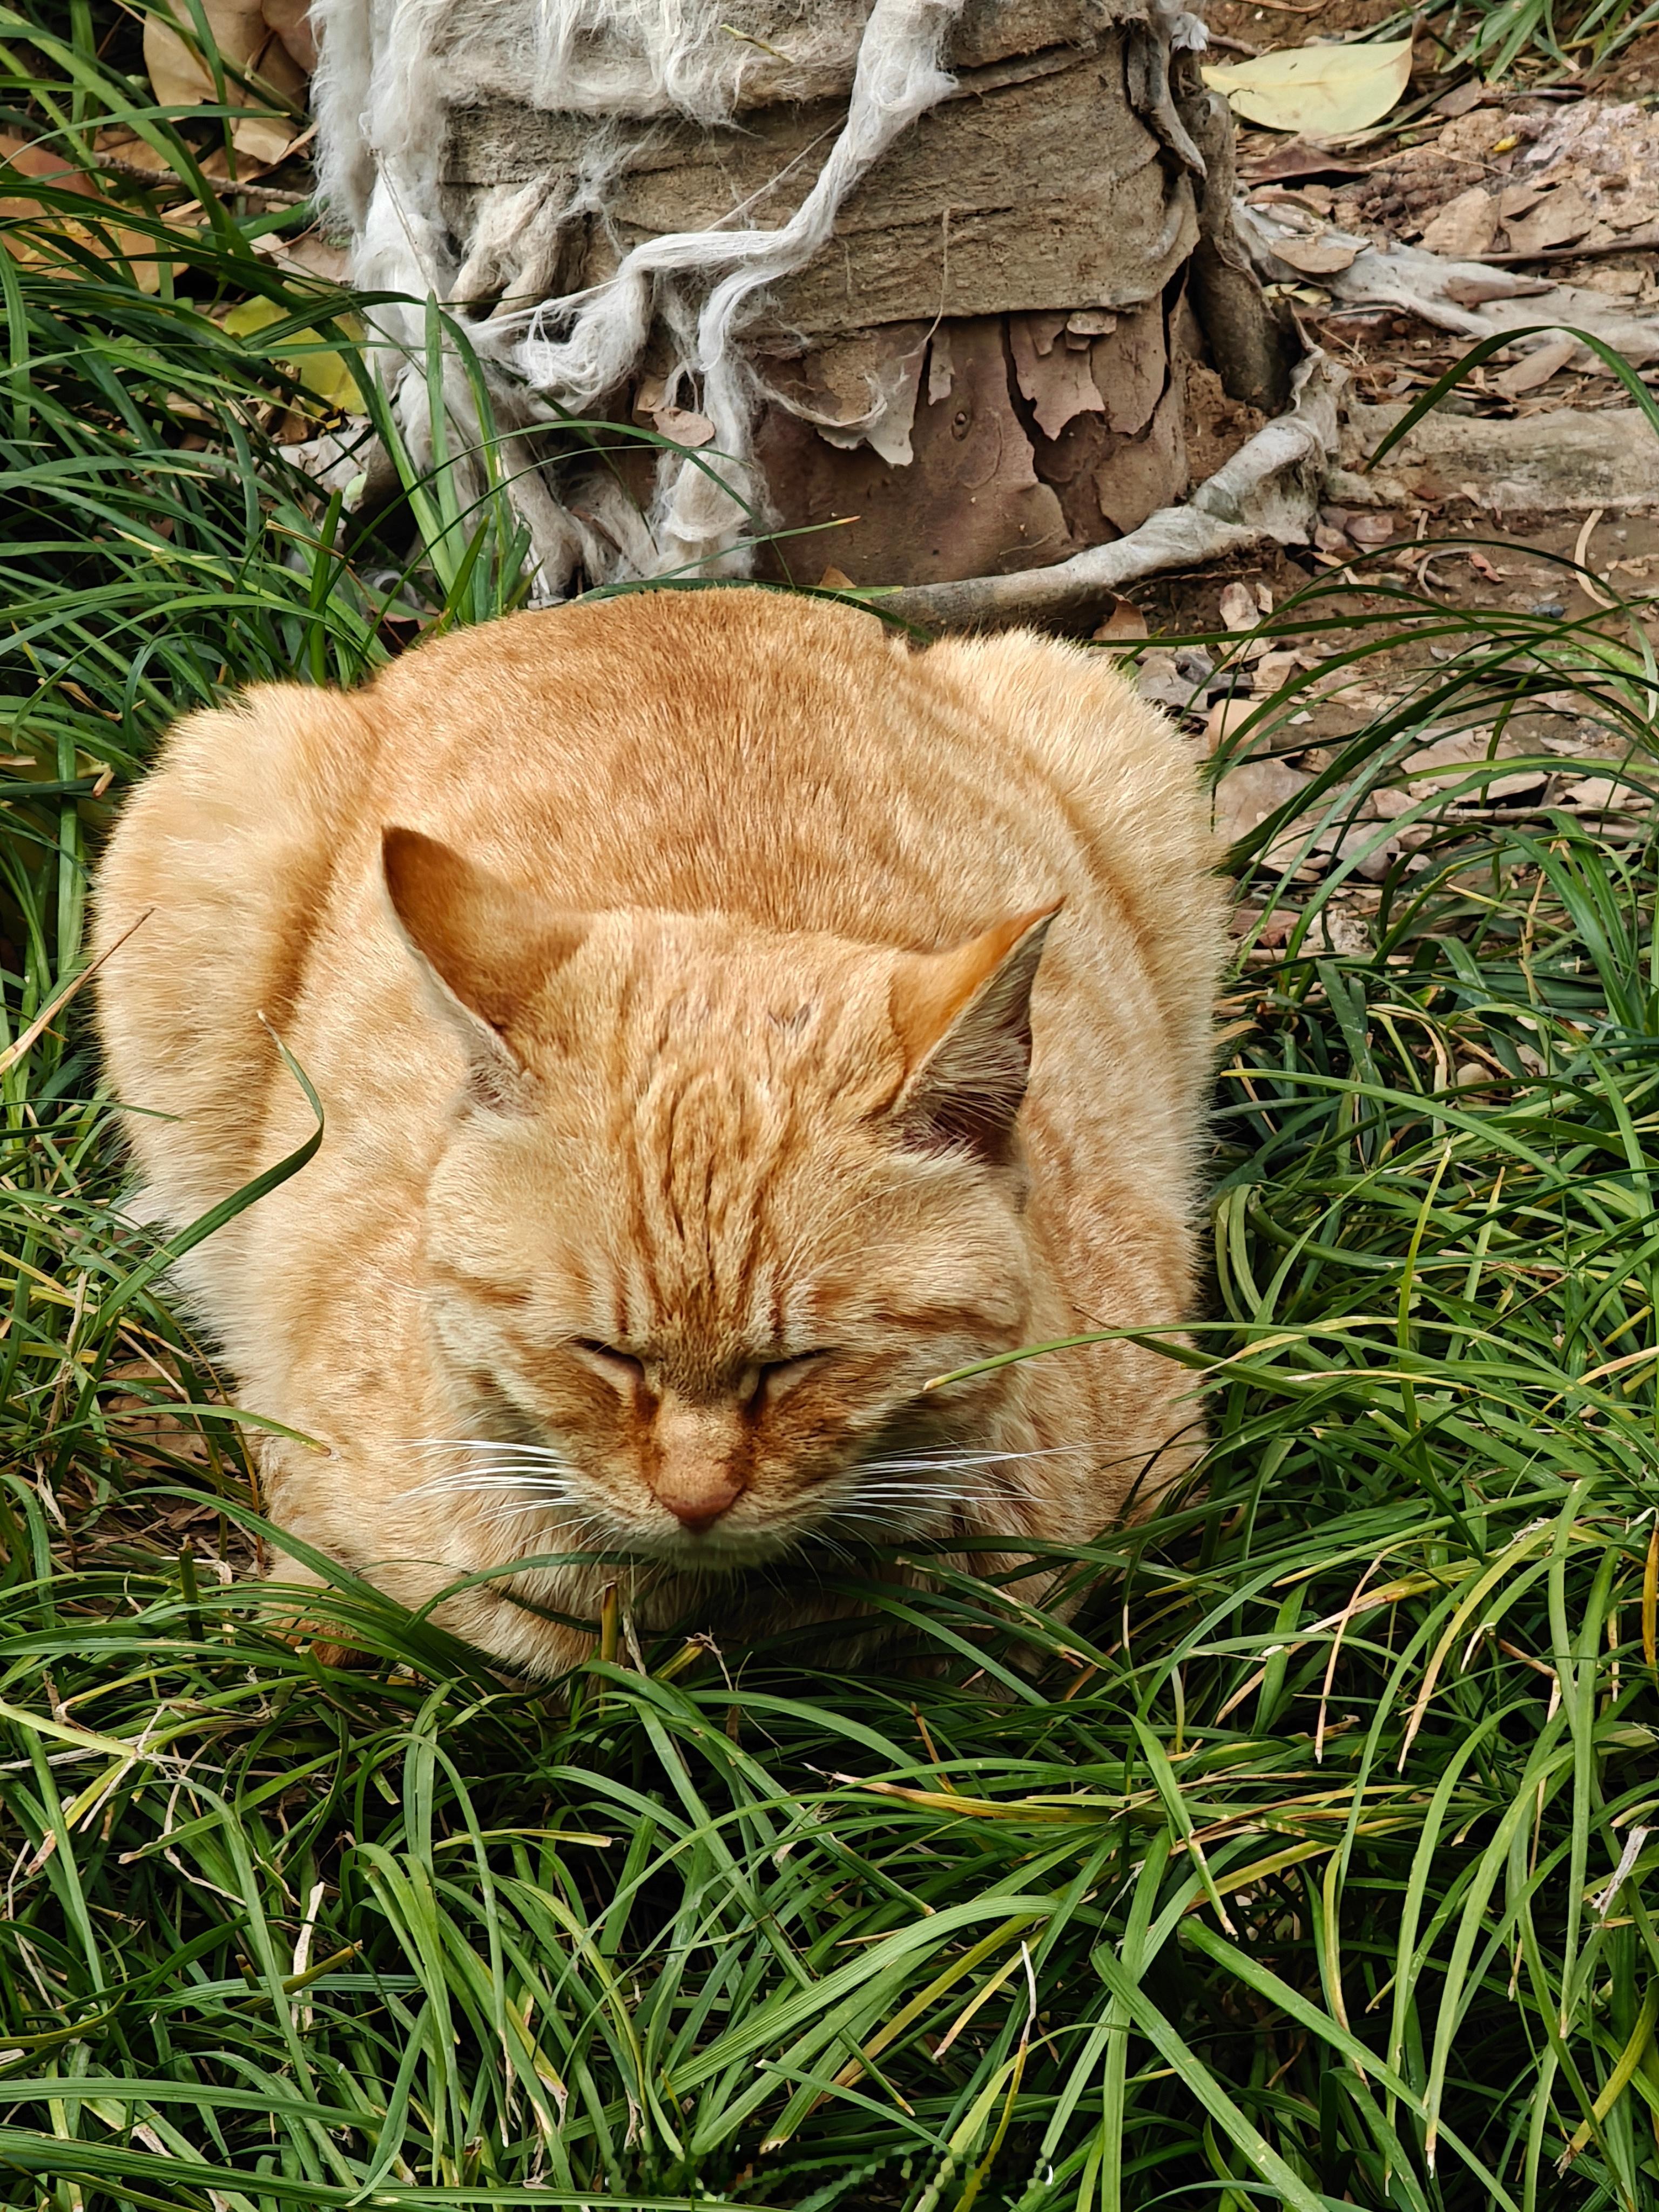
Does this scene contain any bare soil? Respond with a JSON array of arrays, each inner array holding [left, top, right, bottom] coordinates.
[[1121, 0, 1659, 821]]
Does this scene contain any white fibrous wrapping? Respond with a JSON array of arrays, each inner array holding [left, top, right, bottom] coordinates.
[[309, 0, 968, 592]]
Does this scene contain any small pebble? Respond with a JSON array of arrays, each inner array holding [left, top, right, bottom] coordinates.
[[1348, 512, 1399, 547]]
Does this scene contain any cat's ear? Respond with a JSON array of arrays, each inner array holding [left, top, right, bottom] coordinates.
[[381, 827, 588, 1104], [888, 902, 1062, 1164]]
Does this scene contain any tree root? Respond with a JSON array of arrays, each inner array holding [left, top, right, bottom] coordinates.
[[879, 350, 1344, 631]]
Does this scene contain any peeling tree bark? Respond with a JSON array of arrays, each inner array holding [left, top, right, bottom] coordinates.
[[419, 0, 1294, 597], [878, 349, 1342, 629]]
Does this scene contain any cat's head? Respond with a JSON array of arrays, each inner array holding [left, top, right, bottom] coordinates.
[[383, 828, 1059, 1566]]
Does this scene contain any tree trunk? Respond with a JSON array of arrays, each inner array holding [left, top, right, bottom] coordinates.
[[316, 0, 1296, 597]]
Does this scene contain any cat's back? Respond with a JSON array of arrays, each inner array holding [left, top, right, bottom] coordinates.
[[98, 589, 1220, 1222], [359, 589, 1212, 961]]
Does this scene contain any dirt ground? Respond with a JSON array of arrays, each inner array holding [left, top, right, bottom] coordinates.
[[1130, 482, 1659, 957], [1166, 0, 1659, 594], [1082, 0, 1659, 942]]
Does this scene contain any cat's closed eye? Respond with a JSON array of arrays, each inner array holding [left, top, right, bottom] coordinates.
[[569, 1340, 833, 1405], [750, 1351, 833, 1405], [570, 1339, 643, 1381]]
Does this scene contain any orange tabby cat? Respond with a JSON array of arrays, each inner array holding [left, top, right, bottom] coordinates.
[[94, 588, 1224, 1674]]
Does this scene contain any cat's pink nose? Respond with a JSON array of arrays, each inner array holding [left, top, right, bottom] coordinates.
[[655, 1467, 743, 1533]]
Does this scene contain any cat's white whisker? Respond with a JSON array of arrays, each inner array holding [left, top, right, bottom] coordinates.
[[825, 1500, 946, 1523], [397, 1440, 585, 1502], [839, 1474, 1006, 1492], [832, 1483, 1005, 1508], [852, 1442, 1100, 1476], [407, 1460, 570, 1485], [404, 1470, 579, 1503]]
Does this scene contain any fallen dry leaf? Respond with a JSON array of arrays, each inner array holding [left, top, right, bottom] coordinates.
[[0, 132, 98, 213], [261, 0, 316, 71], [1213, 754, 1309, 840], [653, 404, 716, 447], [1497, 180, 1547, 222], [1402, 729, 1532, 799], [1432, 79, 1485, 119], [1251, 649, 1303, 696], [1443, 272, 1553, 306], [1205, 698, 1263, 752], [1491, 332, 1582, 396], [1, 134, 172, 288], [1270, 234, 1360, 275], [221, 296, 367, 410], [1571, 505, 1617, 609], [1359, 786, 1415, 821], [1203, 37, 1413, 139], [1273, 812, 1400, 886], [144, 0, 308, 165], [1562, 774, 1641, 810], [1242, 137, 1371, 183], [1092, 597, 1149, 643], [1420, 186, 1499, 258], [1135, 650, 1209, 712], [1503, 184, 1596, 257], [257, 228, 350, 282], [1257, 907, 1296, 947]]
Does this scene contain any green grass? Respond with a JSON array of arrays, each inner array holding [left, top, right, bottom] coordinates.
[[9, 9, 1659, 2211], [1331, 0, 1659, 90], [1438, 0, 1659, 86]]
